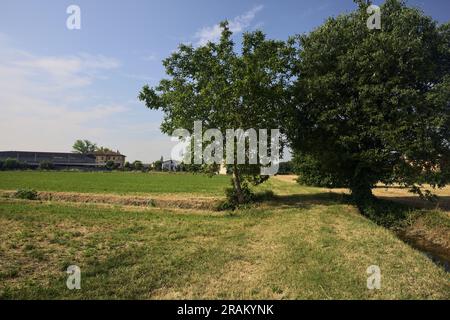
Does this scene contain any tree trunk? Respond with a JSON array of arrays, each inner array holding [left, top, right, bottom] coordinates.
[[232, 164, 245, 204], [349, 178, 375, 212]]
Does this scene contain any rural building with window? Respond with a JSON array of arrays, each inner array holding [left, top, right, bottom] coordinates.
[[93, 150, 126, 167]]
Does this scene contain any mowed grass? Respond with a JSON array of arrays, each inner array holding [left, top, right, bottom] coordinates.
[[0, 172, 448, 299], [0, 171, 230, 196], [0, 199, 449, 298]]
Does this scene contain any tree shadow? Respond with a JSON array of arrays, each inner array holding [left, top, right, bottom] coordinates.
[[254, 186, 450, 271], [255, 191, 349, 210], [377, 196, 450, 212]]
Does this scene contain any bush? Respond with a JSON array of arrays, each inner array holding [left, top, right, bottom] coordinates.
[[218, 181, 254, 211], [14, 189, 38, 200], [0, 160, 3, 170], [3, 158, 20, 170], [133, 161, 143, 171], [153, 160, 162, 171], [39, 161, 54, 170], [105, 160, 116, 170], [123, 161, 132, 171]]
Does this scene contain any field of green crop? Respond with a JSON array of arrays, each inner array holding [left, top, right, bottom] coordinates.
[[0, 171, 230, 195], [0, 171, 448, 299]]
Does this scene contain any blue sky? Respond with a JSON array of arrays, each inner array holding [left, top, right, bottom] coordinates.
[[1, 0, 449, 162]]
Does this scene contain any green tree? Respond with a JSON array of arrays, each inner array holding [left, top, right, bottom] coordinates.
[[72, 139, 97, 154], [4, 158, 20, 170], [105, 160, 116, 170], [105, 160, 120, 170], [293, 152, 345, 188], [139, 22, 293, 203], [278, 161, 294, 175], [39, 160, 54, 170], [289, 0, 450, 209], [153, 160, 162, 171], [96, 146, 111, 153], [133, 160, 144, 171], [123, 161, 132, 171]]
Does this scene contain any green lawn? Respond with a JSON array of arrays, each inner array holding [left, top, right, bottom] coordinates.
[[0, 171, 230, 195], [0, 172, 448, 299]]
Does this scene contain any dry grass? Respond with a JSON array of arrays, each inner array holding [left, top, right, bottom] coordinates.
[[0, 190, 221, 211]]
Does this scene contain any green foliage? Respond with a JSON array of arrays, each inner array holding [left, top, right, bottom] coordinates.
[[3, 158, 21, 170], [153, 160, 162, 171], [289, 0, 450, 208], [293, 152, 346, 188], [14, 189, 38, 200], [218, 180, 254, 211], [181, 163, 204, 173], [139, 21, 293, 203], [0, 160, 3, 171], [39, 161, 54, 170], [123, 162, 132, 171], [277, 161, 294, 175], [96, 146, 111, 153], [133, 161, 144, 171], [72, 139, 97, 154], [105, 160, 116, 170]]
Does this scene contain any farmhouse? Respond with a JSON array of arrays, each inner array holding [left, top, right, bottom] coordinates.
[[93, 150, 126, 167]]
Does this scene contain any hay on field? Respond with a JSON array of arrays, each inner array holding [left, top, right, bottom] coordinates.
[[0, 190, 221, 211]]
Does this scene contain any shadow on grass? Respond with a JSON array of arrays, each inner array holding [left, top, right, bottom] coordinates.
[[255, 191, 348, 210], [377, 196, 450, 211], [256, 188, 450, 272]]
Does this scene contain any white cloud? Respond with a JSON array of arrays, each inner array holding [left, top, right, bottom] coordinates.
[[0, 36, 127, 153], [194, 5, 264, 46], [10, 53, 119, 90]]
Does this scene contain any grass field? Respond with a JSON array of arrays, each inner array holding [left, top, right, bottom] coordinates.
[[0, 171, 448, 299], [0, 171, 230, 195]]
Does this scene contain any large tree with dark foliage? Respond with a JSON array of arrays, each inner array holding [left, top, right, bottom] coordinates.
[[289, 0, 450, 209]]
